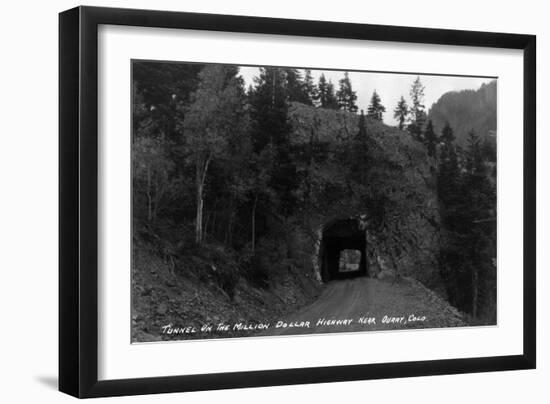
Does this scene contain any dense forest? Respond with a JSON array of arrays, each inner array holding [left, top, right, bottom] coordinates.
[[132, 62, 497, 340]]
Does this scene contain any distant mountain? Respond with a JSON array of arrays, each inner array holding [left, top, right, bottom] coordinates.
[[428, 80, 497, 147]]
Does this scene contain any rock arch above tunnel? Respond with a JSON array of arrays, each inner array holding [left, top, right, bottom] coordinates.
[[319, 218, 367, 282]]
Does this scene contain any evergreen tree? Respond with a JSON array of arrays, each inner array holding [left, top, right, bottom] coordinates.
[[317, 74, 339, 109], [317, 74, 328, 106], [436, 121, 464, 309], [133, 62, 203, 142], [248, 67, 298, 214], [284, 68, 310, 105], [424, 119, 438, 159], [393, 96, 409, 131], [246, 84, 254, 97], [437, 125, 496, 318], [462, 129, 496, 318], [441, 120, 455, 143], [325, 80, 339, 109], [248, 67, 291, 152], [408, 76, 427, 141], [480, 137, 496, 163], [357, 109, 367, 140], [336, 72, 358, 113], [465, 130, 481, 173], [366, 90, 386, 121], [302, 69, 318, 106], [409, 76, 426, 123], [437, 122, 459, 210]]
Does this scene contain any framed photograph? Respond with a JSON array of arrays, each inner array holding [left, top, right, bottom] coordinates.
[[59, 6, 536, 398]]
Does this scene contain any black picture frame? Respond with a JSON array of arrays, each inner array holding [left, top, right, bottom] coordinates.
[[59, 5, 536, 398]]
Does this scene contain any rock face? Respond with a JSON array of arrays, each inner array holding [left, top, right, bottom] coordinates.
[[287, 102, 443, 292], [428, 80, 497, 147]]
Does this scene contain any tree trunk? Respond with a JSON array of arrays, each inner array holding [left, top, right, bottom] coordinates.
[[203, 211, 211, 239], [195, 152, 211, 245]]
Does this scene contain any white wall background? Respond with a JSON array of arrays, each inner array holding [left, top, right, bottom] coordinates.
[[0, 0, 545, 402]]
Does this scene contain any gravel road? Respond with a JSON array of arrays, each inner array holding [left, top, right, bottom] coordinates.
[[263, 277, 466, 336]]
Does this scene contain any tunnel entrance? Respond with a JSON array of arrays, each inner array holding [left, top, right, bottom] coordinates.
[[319, 218, 367, 282]]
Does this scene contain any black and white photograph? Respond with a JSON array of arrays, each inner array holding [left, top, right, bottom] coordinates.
[[1, 0, 543, 401], [131, 61, 497, 342]]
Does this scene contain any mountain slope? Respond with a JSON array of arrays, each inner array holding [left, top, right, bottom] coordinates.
[[428, 80, 497, 147]]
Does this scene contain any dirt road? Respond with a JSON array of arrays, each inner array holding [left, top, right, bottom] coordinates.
[[263, 277, 466, 336]]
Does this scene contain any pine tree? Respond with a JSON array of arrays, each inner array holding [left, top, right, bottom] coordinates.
[[410, 76, 426, 123], [303, 69, 318, 106], [437, 121, 462, 311], [248, 67, 298, 214], [366, 90, 386, 121], [336, 72, 358, 113], [408, 76, 427, 141], [466, 130, 480, 172], [248, 67, 290, 152], [424, 119, 438, 159], [437, 122, 460, 214], [393, 96, 409, 131], [438, 126, 496, 318], [317, 74, 339, 109], [325, 80, 339, 109], [317, 74, 328, 105], [441, 120, 455, 143], [462, 129, 496, 319], [357, 109, 367, 140], [284, 68, 309, 105]]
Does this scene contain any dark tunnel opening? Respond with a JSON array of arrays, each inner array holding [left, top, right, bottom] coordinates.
[[319, 218, 368, 282]]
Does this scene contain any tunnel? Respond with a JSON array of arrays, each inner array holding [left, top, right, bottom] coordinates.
[[319, 218, 368, 282]]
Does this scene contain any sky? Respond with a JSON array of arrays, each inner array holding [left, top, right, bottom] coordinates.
[[238, 66, 494, 126]]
